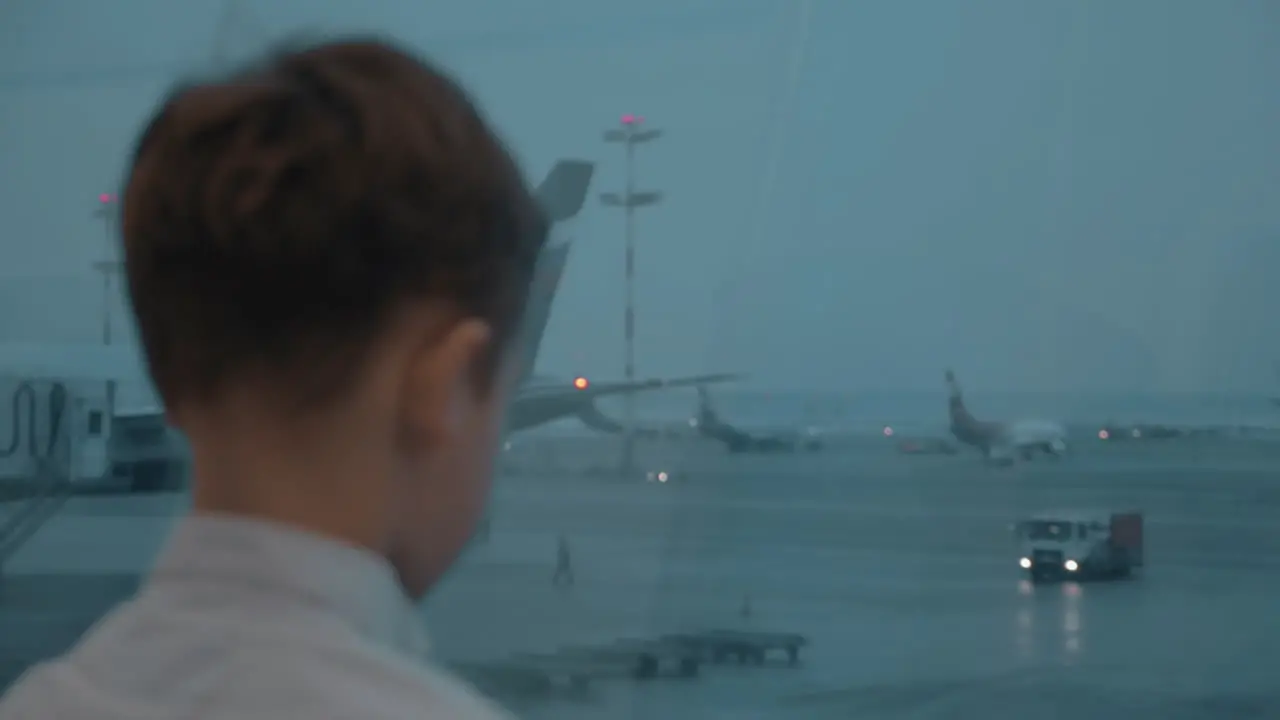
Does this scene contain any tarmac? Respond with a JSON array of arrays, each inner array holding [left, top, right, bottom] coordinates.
[[3, 434, 1280, 718]]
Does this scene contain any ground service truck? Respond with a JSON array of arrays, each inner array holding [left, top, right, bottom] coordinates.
[[1015, 510, 1143, 583]]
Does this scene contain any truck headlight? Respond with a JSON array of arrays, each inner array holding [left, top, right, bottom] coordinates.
[[1019, 557, 1031, 569], [1064, 559, 1079, 572]]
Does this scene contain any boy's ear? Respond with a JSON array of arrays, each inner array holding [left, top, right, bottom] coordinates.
[[401, 318, 493, 445]]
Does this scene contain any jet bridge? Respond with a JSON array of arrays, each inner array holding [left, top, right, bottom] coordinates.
[[0, 376, 88, 576], [0, 377, 109, 485], [0, 345, 187, 493]]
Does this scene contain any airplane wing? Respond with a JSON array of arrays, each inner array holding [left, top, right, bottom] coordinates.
[[575, 372, 740, 398], [506, 373, 741, 433], [75, 371, 741, 434]]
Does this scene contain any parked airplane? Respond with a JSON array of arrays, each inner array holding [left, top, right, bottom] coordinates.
[[945, 369, 1067, 464], [693, 386, 823, 453], [0, 159, 733, 487]]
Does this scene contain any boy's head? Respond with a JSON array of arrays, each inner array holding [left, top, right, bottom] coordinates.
[[120, 38, 547, 597]]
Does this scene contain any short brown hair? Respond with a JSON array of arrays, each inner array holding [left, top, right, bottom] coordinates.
[[121, 38, 547, 412]]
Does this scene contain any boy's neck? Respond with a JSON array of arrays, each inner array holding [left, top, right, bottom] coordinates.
[[187, 439, 391, 558]]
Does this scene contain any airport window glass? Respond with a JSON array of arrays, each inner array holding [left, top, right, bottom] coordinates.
[[2, 3, 1277, 718]]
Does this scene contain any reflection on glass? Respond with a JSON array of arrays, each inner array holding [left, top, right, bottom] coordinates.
[[0, 0, 1277, 717]]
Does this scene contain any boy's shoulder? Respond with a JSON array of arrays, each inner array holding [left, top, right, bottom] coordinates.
[[185, 608, 517, 720], [0, 605, 514, 720]]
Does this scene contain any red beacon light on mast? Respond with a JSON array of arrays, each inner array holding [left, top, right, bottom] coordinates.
[[95, 193, 120, 218]]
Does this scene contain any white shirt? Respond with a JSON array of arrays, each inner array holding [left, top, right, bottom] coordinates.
[[0, 513, 513, 719]]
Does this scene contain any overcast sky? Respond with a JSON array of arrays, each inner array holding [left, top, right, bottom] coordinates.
[[1, 0, 1277, 392]]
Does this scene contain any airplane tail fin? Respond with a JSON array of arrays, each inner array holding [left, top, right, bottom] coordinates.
[[945, 369, 992, 435], [515, 159, 595, 385], [536, 159, 595, 222]]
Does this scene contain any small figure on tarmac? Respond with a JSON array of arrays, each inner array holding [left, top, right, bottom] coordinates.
[[552, 534, 574, 587]]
